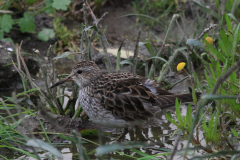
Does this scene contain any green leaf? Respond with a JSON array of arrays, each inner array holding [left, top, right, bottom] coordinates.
[[232, 23, 240, 61], [202, 117, 208, 135], [0, 145, 37, 159], [84, 26, 97, 32], [230, 71, 237, 88], [19, 12, 35, 33], [0, 0, 12, 10], [225, 14, 232, 31], [44, 0, 54, 14], [116, 39, 125, 72], [231, 129, 239, 138], [98, 31, 109, 46], [53, 52, 74, 59], [2, 38, 13, 43], [165, 112, 180, 127], [0, 14, 14, 33], [83, 26, 109, 46], [186, 39, 205, 48], [201, 94, 240, 100], [80, 129, 100, 138], [219, 29, 232, 58], [52, 0, 71, 10], [204, 41, 220, 60], [175, 98, 183, 126], [216, 62, 221, 77], [227, 13, 238, 22], [120, 59, 133, 66], [191, 85, 197, 105], [38, 28, 55, 41], [147, 56, 167, 63], [207, 114, 214, 140], [212, 111, 219, 143], [193, 0, 211, 13], [27, 0, 37, 5], [0, 30, 3, 39], [139, 42, 155, 57], [26, 139, 63, 159], [87, 41, 91, 60]]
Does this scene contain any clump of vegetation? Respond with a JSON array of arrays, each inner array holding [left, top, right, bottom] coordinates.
[[0, 0, 108, 54], [132, 0, 177, 28], [0, 0, 71, 41], [2, 0, 240, 159]]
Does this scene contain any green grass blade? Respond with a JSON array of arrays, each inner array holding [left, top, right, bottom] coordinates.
[[116, 39, 125, 72]]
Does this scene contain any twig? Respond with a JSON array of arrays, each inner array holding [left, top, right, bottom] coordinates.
[[0, 98, 17, 124], [191, 136, 213, 153], [171, 76, 189, 89], [132, 29, 141, 74], [82, 1, 111, 72], [37, 48, 50, 93], [0, 10, 13, 13], [97, 12, 108, 27], [45, 46, 64, 114], [89, 12, 108, 43], [16, 44, 21, 70], [169, 136, 181, 160], [18, 44, 35, 89], [220, 0, 226, 15], [224, 134, 235, 150], [83, 3, 88, 29], [197, 24, 217, 40], [226, 79, 240, 88], [183, 69, 193, 86], [84, 1, 97, 23]]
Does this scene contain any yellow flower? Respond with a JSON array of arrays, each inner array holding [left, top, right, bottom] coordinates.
[[204, 37, 213, 46], [177, 62, 186, 71]]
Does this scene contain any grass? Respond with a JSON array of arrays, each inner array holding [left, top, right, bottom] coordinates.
[[1, 0, 240, 159], [132, 0, 176, 28]]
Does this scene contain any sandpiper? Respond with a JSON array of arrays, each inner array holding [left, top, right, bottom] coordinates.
[[50, 60, 200, 127]]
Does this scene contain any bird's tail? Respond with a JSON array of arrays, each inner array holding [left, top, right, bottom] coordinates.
[[158, 92, 201, 109]]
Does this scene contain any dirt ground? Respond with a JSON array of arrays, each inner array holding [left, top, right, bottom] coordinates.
[[1, 2, 194, 144]]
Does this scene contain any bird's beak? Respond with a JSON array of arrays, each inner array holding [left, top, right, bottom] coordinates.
[[50, 73, 74, 89]]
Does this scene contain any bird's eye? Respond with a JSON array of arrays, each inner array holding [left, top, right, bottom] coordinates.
[[77, 70, 82, 74]]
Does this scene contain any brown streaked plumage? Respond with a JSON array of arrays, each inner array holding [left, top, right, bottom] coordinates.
[[50, 60, 201, 127]]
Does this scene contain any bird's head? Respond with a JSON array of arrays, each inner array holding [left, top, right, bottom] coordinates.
[[50, 60, 100, 89]]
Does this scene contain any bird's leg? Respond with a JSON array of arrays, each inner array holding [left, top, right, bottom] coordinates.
[[129, 128, 135, 141], [115, 128, 129, 141], [142, 128, 149, 139], [134, 126, 146, 141]]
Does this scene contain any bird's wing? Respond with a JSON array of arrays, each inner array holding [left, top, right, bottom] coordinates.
[[95, 74, 199, 121], [95, 74, 176, 121]]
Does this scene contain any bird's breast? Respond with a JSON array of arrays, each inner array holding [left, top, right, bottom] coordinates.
[[78, 87, 104, 118]]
